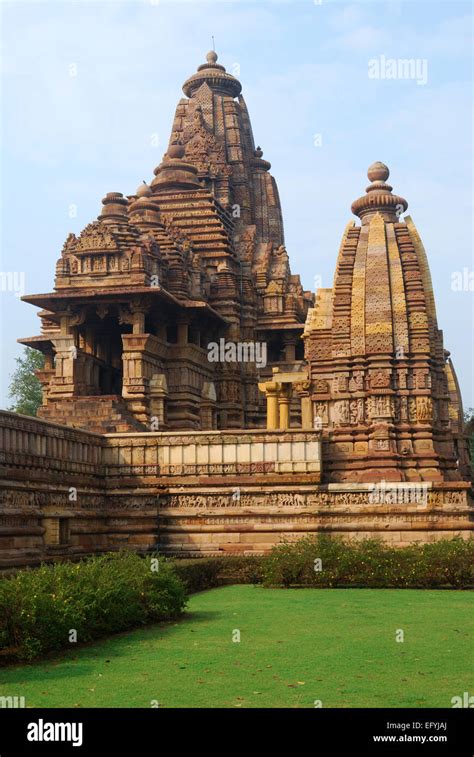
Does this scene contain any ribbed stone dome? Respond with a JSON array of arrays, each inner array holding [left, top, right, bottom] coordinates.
[[182, 51, 242, 98], [351, 162, 408, 222]]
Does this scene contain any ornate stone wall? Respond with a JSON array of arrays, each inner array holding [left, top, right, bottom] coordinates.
[[0, 411, 106, 569], [156, 484, 472, 555], [0, 411, 471, 567]]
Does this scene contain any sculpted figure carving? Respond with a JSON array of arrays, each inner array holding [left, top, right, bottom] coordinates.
[[349, 370, 364, 392], [314, 402, 328, 424], [349, 398, 364, 424], [408, 397, 417, 422], [416, 396, 432, 421], [334, 400, 350, 425]]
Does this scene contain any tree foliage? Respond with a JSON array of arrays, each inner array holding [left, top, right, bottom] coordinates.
[[464, 407, 474, 435], [8, 347, 45, 416]]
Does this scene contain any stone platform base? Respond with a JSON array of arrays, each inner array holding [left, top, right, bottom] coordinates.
[[154, 482, 473, 555], [0, 411, 472, 568]]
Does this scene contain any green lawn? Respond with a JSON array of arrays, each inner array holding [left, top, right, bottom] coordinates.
[[0, 586, 472, 708]]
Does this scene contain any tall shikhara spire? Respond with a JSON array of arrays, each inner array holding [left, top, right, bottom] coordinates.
[[304, 162, 470, 483], [19, 52, 311, 433], [171, 51, 285, 247]]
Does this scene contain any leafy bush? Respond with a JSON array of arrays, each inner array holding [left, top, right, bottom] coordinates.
[[2, 538, 471, 664], [420, 539, 474, 589], [173, 538, 474, 591], [173, 555, 264, 592], [262, 535, 474, 589], [173, 559, 223, 593], [0, 552, 187, 662]]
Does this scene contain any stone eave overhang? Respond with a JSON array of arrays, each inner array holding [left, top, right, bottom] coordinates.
[[256, 322, 305, 332], [21, 287, 228, 324], [18, 334, 56, 350], [180, 299, 229, 323]]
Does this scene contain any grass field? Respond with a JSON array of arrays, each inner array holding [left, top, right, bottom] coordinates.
[[0, 586, 472, 708]]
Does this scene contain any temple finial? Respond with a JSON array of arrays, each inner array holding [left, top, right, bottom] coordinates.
[[351, 161, 407, 222], [367, 161, 390, 183]]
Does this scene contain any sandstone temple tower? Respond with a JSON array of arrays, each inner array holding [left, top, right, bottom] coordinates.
[[303, 162, 470, 484], [20, 52, 312, 434], [8, 51, 469, 566]]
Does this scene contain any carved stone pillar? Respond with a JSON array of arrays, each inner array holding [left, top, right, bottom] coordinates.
[[278, 384, 292, 430], [282, 335, 297, 362], [201, 381, 217, 430], [132, 310, 146, 334], [49, 335, 77, 397], [294, 381, 312, 429], [258, 380, 280, 430], [35, 365, 55, 405], [149, 373, 168, 429], [177, 319, 189, 345], [121, 334, 153, 424]]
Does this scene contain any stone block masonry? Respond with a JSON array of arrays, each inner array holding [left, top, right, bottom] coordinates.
[[0, 411, 471, 568], [0, 411, 106, 569]]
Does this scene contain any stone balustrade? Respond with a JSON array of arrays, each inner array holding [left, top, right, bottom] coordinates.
[[102, 429, 321, 479], [0, 410, 103, 480]]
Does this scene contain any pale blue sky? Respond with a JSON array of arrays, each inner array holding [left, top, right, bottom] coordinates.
[[1, 0, 472, 407]]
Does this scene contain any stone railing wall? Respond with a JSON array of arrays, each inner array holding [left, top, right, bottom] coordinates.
[[0, 410, 103, 479], [0, 411, 106, 569], [102, 429, 321, 480], [0, 411, 471, 567], [0, 413, 322, 566], [101, 430, 322, 556]]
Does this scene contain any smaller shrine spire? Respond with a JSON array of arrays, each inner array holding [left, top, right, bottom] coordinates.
[[351, 162, 408, 224], [99, 192, 129, 224], [151, 142, 200, 192]]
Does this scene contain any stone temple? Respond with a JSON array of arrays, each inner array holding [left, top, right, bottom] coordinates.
[[19, 50, 312, 434], [1, 52, 471, 568]]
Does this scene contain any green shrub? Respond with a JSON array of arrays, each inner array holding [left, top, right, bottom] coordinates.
[[173, 538, 474, 591], [262, 534, 348, 587], [0, 552, 187, 662], [173, 555, 264, 592], [262, 535, 474, 589], [218, 555, 264, 584], [2, 537, 471, 664], [173, 559, 223, 593], [420, 539, 474, 589]]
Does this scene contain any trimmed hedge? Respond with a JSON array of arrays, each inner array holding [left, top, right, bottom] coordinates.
[[0, 552, 186, 662], [172, 536, 474, 590], [173, 555, 264, 593], [171, 536, 474, 591], [261, 535, 474, 589]]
